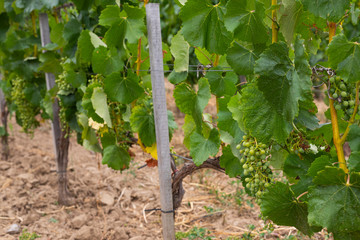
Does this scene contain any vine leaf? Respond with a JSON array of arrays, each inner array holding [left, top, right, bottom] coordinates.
[[226, 42, 258, 75], [130, 101, 177, 147], [173, 78, 211, 129], [92, 46, 124, 76], [301, 0, 350, 22], [190, 128, 220, 166], [100, 4, 145, 46], [76, 30, 94, 64], [170, 32, 190, 73], [235, 84, 292, 143], [130, 103, 156, 147], [327, 34, 360, 83], [235, 37, 311, 143], [104, 72, 143, 104], [279, 0, 303, 44], [102, 145, 130, 171], [179, 0, 232, 54], [347, 125, 360, 152], [15, 0, 58, 13], [91, 87, 112, 128], [307, 155, 334, 177], [220, 145, 243, 178], [308, 167, 360, 233], [261, 182, 314, 236], [224, 0, 268, 44], [348, 152, 360, 172], [82, 82, 104, 124], [205, 68, 237, 97]]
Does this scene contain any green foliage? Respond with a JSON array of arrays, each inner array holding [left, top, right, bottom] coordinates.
[[179, 0, 232, 54], [19, 228, 40, 240], [2, 1, 360, 239]]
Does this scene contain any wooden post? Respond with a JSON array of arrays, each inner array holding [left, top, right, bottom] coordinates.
[[146, 4, 175, 239], [39, 13, 72, 205], [39, 13, 60, 157]]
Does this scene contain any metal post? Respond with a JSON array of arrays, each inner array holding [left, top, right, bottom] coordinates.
[[38, 13, 60, 158], [146, 3, 175, 239]]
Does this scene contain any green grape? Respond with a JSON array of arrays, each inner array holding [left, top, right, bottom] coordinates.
[[238, 134, 273, 200], [332, 93, 338, 98], [11, 77, 40, 133]]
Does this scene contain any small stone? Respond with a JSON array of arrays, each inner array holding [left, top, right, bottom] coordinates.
[[71, 214, 87, 229], [6, 224, 21, 234], [98, 191, 114, 206]]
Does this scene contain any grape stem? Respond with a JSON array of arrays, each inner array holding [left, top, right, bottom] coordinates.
[[328, 22, 349, 174], [136, 38, 142, 76], [296, 191, 308, 201], [340, 81, 360, 144], [271, 0, 278, 43]]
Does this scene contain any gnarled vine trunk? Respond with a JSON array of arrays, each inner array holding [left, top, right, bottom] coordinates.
[[0, 88, 9, 160], [57, 126, 72, 205]]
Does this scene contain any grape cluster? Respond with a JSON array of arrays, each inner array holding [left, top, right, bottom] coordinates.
[[11, 77, 39, 133], [56, 72, 73, 131], [236, 135, 273, 202], [329, 76, 358, 121], [286, 131, 309, 154]]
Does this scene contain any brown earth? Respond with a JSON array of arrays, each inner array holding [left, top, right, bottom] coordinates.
[[0, 84, 332, 240]]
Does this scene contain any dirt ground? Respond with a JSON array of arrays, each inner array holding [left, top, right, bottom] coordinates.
[[0, 85, 332, 240]]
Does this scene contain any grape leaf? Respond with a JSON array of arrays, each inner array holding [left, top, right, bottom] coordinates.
[[92, 46, 124, 76], [255, 39, 312, 123], [279, 0, 303, 44], [130, 100, 177, 147], [170, 32, 189, 73], [348, 152, 360, 172], [301, 0, 350, 22], [102, 145, 130, 171], [179, 0, 232, 54], [173, 78, 211, 129], [347, 125, 360, 152], [224, 0, 269, 44], [284, 154, 311, 178], [190, 128, 220, 165], [205, 68, 237, 97], [218, 96, 243, 139], [327, 34, 360, 84], [130, 103, 156, 147], [261, 182, 313, 236], [100, 4, 145, 45], [307, 155, 334, 177], [104, 72, 143, 104], [236, 84, 292, 143], [308, 167, 360, 232], [99, 5, 121, 27], [76, 30, 94, 64], [82, 82, 104, 123], [220, 145, 243, 178], [15, 0, 59, 14], [65, 69, 86, 88], [168, 71, 188, 84], [91, 87, 112, 128], [226, 42, 258, 75]]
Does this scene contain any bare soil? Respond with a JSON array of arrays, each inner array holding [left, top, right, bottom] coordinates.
[[0, 85, 331, 240]]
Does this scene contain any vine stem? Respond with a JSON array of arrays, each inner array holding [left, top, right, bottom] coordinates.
[[31, 11, 38, 57], [328, 22, 348, 174], [341, 81, 360, 144], [296, 191, 308, 201], [136, 38, 142, 76], [271, 0, 278, 43]]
